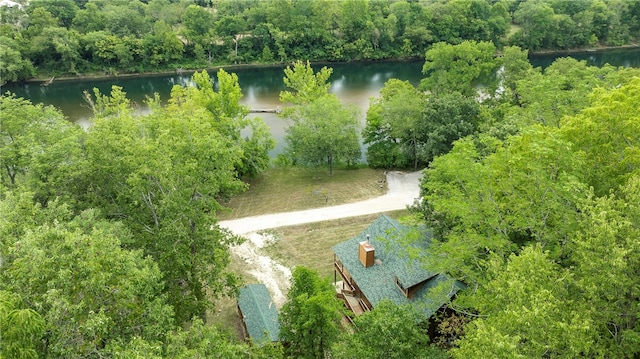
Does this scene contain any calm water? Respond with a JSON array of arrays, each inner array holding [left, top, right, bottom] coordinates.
[[2, 48, 639, 155]]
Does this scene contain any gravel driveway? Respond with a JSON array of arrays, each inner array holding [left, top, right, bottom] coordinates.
[[220, 170, 423, 307], [219, 171, 423, 235]]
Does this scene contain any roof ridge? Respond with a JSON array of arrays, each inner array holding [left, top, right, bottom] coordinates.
[[376, 214, 404, 233], [241, 284, 278, 342], [250, 285, 272, 330]]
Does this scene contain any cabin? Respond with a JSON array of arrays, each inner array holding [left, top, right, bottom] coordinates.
[[332, 215, 463, 322], [237, 284, 280, 346]]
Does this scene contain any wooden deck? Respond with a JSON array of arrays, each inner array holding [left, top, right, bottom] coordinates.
[[343, 292, 365, 315], [334, 257, 370, 318]]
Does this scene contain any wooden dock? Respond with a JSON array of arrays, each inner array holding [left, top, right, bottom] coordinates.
[[250, 107, 281, 114]]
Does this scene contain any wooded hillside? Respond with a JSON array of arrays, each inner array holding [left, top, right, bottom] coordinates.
[[2, 0, 639, 83]]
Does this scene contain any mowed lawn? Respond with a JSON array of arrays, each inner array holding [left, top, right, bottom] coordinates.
[[218, 167, 388, 219]]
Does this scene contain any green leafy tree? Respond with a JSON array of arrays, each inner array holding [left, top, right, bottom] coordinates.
[[390, 1, 433, 57], [284, 94, 361, 175], [145, 0, 184, 26], [0, 94, 84, 205], [0, 291, 45, 359], [280, 61, 360, 174], [497, 45, 533, 96], [419, 92, 482, 165], [279, 60, 333, 107], [416, 127, 586, 284], [0, 37, 34, 84], [1, 196, 174, 358], [511, 1, 556, 50], [71, 2, 105, 33], [365, 79, 424, 169], [181, 4, 215, 48], [363, 95, 411, 169], [279, 267, 343, 359], [143, 20, 184, 66], [187, 70, 275, 177], [416, 76, 640, 357], [569, 176, 640, 357], [81, 85, 245, 323], [103, 2, 149, 37], [452, 246, 594, 358], [421, 40, 499, 97], [27, 25, 82, 73], [365, 80, 481, 169], [510, 58, 610, 128], [164, 318, 284, 359], [561, 77, 640, 196], [27, 0, 79, 28], [332, 300, 445, 359]]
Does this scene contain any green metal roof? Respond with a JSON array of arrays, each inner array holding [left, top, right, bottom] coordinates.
[[332, 215, 462, 317], [237, 284, 280, 344]]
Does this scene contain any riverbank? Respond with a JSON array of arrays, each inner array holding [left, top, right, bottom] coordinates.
[[24, 62, 284, 85], [527, 42, 640, 55], [23, 57, 426, 86], [18, 43, 639, 86]]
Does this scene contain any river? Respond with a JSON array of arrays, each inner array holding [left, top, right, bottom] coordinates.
[[2, 48, 639, 155]]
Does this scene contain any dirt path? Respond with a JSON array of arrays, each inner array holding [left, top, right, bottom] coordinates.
[[221, 170, 423, 307]]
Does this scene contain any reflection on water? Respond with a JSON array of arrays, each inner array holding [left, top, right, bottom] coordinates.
[[2, 48, 639, 156]]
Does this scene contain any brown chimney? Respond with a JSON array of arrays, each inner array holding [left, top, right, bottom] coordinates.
[[359, 240, 375, 268]]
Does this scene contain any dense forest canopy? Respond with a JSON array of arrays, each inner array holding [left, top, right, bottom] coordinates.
[[1, 0, 640, 83], [2, 1, 640, 358]]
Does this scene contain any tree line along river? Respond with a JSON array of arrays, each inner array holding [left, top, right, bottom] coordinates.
[[2, 48, 639, 156]]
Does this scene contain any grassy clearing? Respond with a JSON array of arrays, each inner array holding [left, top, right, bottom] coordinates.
[[263, 209, 411, 278], [219, 167, 387, 219]]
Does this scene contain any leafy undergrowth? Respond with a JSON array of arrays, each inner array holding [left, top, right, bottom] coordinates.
[[218, 167, 387, 219]]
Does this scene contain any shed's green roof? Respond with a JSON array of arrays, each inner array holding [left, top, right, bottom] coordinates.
[[237, 284, 280, 344], [332, 215, 462, 317]]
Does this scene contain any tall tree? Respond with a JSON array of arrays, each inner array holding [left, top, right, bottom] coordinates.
[[561, 77, 640, 196], [421, 40, 499, 97], [364, 79, 424, 169], [279, 60, 333, 107], [416, 126, 586, 285], [0, 194, 174, 358], [187, 70, 275, 177], [284, 94, 361, 175], [280, 61, 361, 174], [0, 37, 34, 84], [513, 58, 609, 128], [511, 1, 556, 50], [0, 94, 84, 205], [81, 85, 245, 323], [568, 176, 640, 357], [497, 45, 533, 97], [279, 267, 343, 359], [419, 93, 482, 165]]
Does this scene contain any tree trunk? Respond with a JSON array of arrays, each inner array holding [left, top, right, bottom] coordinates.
[[413, 136, 418, 170]]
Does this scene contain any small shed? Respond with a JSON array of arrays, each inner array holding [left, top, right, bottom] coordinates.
[[237, 284, 280, 345]]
